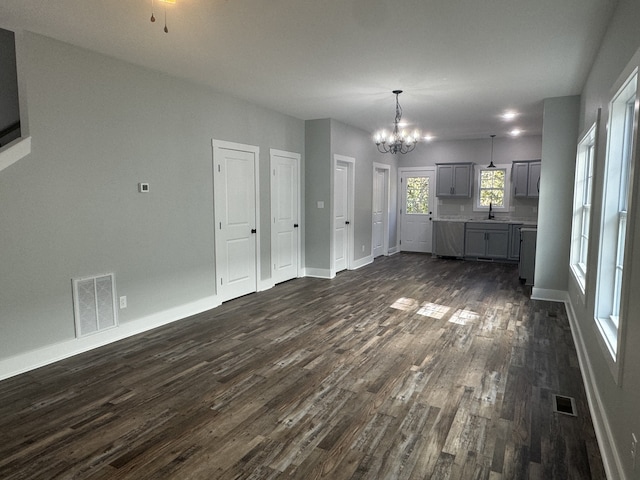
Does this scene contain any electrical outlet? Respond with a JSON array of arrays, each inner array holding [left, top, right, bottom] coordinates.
[[119, 296, 127, 309], [632, 433, 638, 470]]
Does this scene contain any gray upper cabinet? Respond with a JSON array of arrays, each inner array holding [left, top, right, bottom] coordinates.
[[527, 162, 541, 198], [436, 163, 473, 197], [512, 160, 541, 198]]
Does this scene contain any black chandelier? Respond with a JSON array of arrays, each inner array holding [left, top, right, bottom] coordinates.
[[374, 90, 420, 154]]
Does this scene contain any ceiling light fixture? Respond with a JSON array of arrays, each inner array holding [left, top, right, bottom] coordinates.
[[488, 134, 496, 168], [510, 128, 522, 137], [374, 90, 420, 155], [151, 0, 175, 33], [502, 111, 517, 121]]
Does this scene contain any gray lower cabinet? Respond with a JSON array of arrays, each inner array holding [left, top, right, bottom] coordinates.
[[519, 227, 538, 285], [464, 223, 509, 259], [508, 224, 523, 260]]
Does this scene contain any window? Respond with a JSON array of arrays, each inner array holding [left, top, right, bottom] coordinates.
[[0, 28, 21, 146], [406, 176, 430, 214], [480, 169, 506, 206], [595, 70, 638, 371], [0, 27, 31, 173], [570, 117, 598, 294], [474, 165, 511, 212]]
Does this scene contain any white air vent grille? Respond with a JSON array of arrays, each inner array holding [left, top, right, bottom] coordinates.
[[73, 273, 118, 337]]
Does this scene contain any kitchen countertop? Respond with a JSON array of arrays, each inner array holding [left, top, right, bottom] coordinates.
[[434, 217, 538, 226]]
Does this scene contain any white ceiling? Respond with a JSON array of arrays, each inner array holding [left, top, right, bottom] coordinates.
[[0, 0, 617, 141]]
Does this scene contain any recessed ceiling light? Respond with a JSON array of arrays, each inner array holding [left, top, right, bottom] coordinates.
[[424, 134, 434, 142], [510, 128, 522, 136], [502, 111, 517, 121]]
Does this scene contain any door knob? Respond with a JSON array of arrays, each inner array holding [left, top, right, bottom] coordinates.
[[251, 228, 257, 234], [345, 221, 350, 225], [294, 224, 299, 228]]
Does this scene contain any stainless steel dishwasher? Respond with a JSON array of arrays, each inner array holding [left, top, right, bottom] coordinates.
[[433, 221, 465, 258]]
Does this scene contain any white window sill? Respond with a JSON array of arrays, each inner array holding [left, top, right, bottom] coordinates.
[[0, 136, 31, 173], [593, 315, 621, 383], [569, 264, 586, 298]]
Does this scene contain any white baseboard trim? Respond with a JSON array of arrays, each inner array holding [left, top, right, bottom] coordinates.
[[351, 255, 373, 270], [258, 279, 275, 292], [565, 298, 625, 480], [388, 245, 400, 255], [531, 287, 569, 303], [0, 295, 221, 382], [304, 267, 334, 279]]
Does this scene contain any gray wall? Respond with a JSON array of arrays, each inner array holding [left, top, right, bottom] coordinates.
[[567, 0, 640, 477], [399, 136, 542, 220], [0, 32, 304, 359], [304, 119, 332, 270], [304, 119, 398, 270], [330, 119, 398, 261], [535, 96, 580, 292]]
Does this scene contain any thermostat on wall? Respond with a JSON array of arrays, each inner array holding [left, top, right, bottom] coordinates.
[[138, 182, 150, 193]]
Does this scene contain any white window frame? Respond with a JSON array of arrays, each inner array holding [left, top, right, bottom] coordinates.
[[594, 66, 639, 383], [570, 113, 599, 297], [473, 164, 511, 212]]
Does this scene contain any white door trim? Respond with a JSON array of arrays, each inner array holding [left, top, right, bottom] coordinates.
[[332, 154, 355, 276], [372, 162, 391, 257], [212, 139, 261, 301], [270, 148, 301, 284], [398, 167, 437, 253]]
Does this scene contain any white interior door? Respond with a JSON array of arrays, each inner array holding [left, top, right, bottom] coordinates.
[[213, 140, 259, 302], [334, 162, 349, 272], [400, 169, 435, 253], [372, 165, 389, 258], [270, 149, 300, 285], [334, 155, 354, 273]]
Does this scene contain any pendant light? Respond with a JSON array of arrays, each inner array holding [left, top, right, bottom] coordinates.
[[150, 0, 175, 33], [488, 134, 496, 168]]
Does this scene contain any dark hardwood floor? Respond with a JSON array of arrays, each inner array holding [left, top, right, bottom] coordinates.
[[0, 254, 605, 479]]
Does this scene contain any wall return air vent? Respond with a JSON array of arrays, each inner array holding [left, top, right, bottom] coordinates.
[[72, 273, 118, 337]]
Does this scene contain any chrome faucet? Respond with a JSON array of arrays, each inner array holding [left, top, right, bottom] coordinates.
[[488, 202, 495, 219]]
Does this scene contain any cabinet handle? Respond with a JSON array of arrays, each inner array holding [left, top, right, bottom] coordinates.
[[537, 177, 540, 192]]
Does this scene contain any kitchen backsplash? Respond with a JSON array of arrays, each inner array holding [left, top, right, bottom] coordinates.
[[436, 197, 538, 221]]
